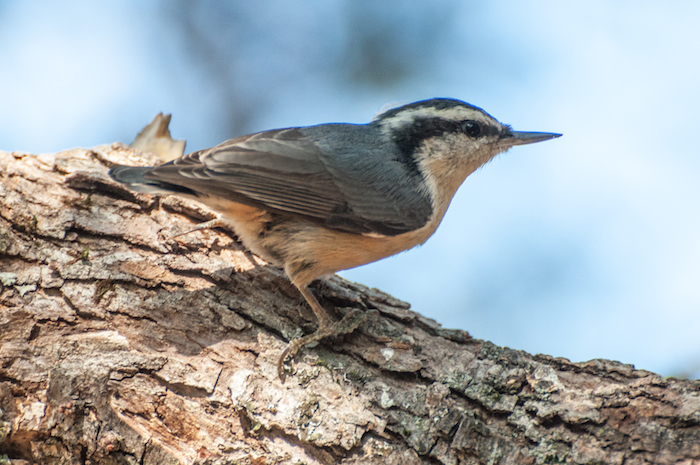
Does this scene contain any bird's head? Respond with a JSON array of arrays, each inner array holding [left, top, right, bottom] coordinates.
[[373, 98, 561, 201]]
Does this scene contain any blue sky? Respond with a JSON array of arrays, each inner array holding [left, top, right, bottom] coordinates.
[[1, 1, 699, 377]]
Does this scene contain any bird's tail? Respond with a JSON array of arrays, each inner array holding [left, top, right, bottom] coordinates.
[[108, 164, 191, 195]]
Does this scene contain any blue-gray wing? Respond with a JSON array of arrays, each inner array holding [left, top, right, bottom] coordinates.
[[142, 125, 433, 236]]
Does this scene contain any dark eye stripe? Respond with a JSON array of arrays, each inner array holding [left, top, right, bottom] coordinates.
[[393, 116, 489, 155], [391, 117, 460, 159]]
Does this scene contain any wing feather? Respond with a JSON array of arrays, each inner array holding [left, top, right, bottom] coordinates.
[[144, 126, 432, 235]]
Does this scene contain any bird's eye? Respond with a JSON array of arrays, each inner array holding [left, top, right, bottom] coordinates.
[[461, 121, 481, 137]]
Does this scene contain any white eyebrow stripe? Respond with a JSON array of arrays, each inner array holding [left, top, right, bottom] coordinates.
[[377, 107, 497, 131]]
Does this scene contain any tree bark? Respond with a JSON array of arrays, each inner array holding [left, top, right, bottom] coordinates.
[[0, 144, 699, 465]]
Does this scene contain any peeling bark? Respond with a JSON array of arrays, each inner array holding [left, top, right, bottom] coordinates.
[[0, 145, 699, 464]]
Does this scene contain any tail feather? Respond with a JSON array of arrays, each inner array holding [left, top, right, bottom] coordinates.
[[108, 164, 193, 195]]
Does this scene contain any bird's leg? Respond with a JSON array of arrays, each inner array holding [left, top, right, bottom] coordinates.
[[277, 284, 365, 378], [298, 285, 333, 328], [169, 216, 227, 239]]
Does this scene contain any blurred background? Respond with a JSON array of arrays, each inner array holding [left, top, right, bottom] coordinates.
[[1, 1, 698, 378]]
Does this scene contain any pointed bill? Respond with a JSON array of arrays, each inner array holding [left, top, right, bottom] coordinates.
[[498, 131, 562, 148]]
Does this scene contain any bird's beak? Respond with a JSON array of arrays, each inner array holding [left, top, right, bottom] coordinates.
[[497, 130, 562, 148]]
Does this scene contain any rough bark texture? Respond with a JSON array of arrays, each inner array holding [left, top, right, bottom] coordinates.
[[1, 144, 699, 464]]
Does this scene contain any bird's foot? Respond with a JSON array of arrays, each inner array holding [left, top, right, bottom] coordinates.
[[277, 308, 365, 379]]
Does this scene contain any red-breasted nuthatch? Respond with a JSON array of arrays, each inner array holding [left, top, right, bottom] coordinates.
[[109, 98, 561, 377]]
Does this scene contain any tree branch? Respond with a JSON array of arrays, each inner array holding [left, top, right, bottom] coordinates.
[[1, 145, 699, 464]]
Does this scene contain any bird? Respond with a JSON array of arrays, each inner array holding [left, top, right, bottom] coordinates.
[[108, 98, 561, 377]]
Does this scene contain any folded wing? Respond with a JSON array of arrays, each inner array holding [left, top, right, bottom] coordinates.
[[144, 126, 433, 236]]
